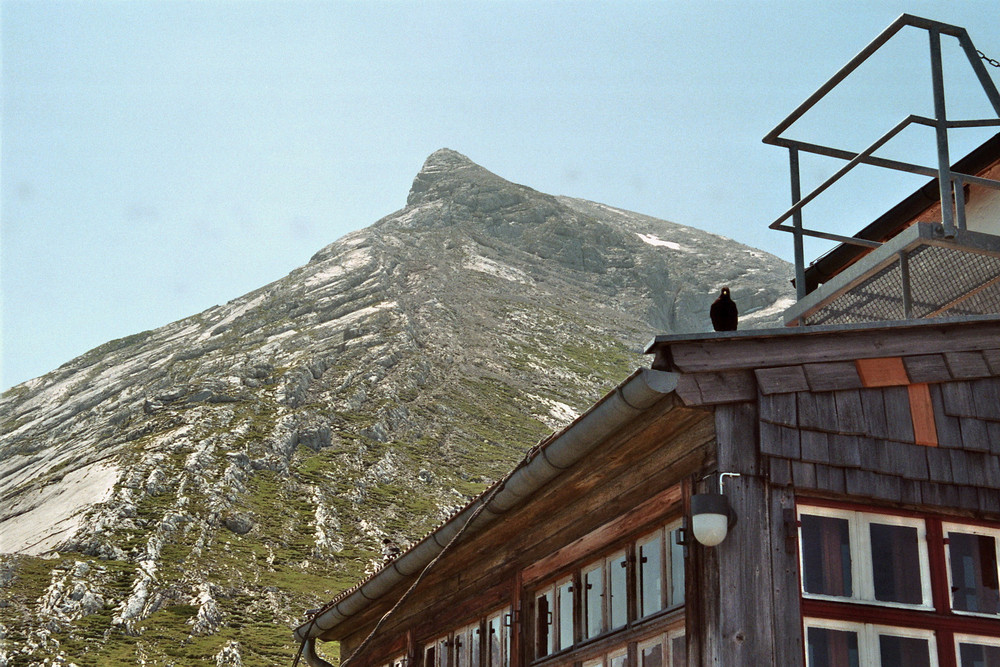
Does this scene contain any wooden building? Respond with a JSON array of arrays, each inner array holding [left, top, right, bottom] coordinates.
[[294, 16, 1000, 667]]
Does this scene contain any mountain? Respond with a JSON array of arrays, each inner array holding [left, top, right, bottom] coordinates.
[[0, 149, 794, 666]]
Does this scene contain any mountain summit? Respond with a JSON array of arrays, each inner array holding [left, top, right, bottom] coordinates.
[[0, 150, 793, 664]]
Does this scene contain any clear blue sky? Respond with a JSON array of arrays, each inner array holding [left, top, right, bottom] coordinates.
[[3, 0, 1000, 390]]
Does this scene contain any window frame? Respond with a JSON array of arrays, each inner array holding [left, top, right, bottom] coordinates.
[[954, 632, 1000, 667], [942, 521, 1000, 618], [527, 516, 685, 664], [797, 500, 1000, 667], [797, 505, 933, 610], [803, 617, 939, 667]]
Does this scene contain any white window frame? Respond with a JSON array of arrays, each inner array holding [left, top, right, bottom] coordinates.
[[804, 617, 939, 667], [942, 522, 1000, 618], [485, 607, 511, 667], [635, 520, 684, 620], [454, 620, 481, 667], [555, 575, 575, 652], [638, 635, 666, 667], [425, 634, 450, 667], [667, 627, 686, 666], [798, 506, 933, 609], [954, 633, 1000, 666]]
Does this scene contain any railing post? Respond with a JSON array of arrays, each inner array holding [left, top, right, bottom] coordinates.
[[789, 147, 807, 300], [899, 250, 913, 320], [929, 28, 957, 238]]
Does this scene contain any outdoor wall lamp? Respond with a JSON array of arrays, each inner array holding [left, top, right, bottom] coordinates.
[[690, 472, 740, 547]]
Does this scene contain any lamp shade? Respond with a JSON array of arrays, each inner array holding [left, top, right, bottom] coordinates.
[[690, 493, 731, 547]]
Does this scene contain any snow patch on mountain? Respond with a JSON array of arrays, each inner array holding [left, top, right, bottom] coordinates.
[[636, 233, 685, 251]]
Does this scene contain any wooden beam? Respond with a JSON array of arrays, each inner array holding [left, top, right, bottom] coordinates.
[[520, 484, 682, 584], [665, 320, 1000, 373]]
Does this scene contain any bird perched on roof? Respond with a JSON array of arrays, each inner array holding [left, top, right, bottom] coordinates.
[[382, 538, 401, 562], [710, 287, 739, 331]]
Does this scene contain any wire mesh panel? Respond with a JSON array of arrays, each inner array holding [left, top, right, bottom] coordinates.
[[802, 243, 1000, 325]]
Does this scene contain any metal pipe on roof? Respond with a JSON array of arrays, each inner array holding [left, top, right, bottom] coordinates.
[[292, 368, 679, 644]]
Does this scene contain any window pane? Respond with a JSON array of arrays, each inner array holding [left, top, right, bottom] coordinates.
[[641, 641, 664, 667], [801, 514, 853, 597], [536, 590, 554, 657], [639, 533, 664, 617], [671, 634, 687, 666], [470, 626, 481, 667], [456, 630, 467, 667], [959, 641, 1000, 667], [670, 528, 685, 605], [869, 522, 923, 604], [438, 638, 449, 667], [610, 652, 628, 667], [585, 564, 604, 639], [609, 553, 628, 629], [488, 615, 503, 666], [806, 626, 860, 667], [949, 532, 1000, 614], [558, 580, 574, 651], [879, 634, 931, 667]]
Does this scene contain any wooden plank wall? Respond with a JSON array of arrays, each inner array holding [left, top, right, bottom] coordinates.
[[689, 403, 802, 666]]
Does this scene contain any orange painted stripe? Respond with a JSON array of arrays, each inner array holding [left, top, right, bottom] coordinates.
[[856, 357, 910, 387], [907, 383, 938, 447]]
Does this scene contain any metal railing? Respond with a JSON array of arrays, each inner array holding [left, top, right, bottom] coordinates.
[[764, 14, 1000, 299]]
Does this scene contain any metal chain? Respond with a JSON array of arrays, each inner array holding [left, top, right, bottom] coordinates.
[[978, 49, 1000, 68]]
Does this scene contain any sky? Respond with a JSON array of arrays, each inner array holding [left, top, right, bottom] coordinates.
[[3, 1, 1000, 391]]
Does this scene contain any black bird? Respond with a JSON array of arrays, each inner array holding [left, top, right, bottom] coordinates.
[[710, 286, 739, 331]]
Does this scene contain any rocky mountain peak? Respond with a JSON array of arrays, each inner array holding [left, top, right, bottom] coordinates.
[[406, 148, 531, 209]]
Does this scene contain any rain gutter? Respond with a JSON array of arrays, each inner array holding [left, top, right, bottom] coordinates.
[[293, 367, 679, 651]]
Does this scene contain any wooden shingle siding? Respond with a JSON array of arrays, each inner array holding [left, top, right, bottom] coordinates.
[[759, 392, 796, 426], [929, 384, 963, 445], [940, 381, 978, 417], [833, 391, 866, 435], [972, 378, 1000, 419], [903, 354, 952, 383], [859, 388, 890, 439], [882, 386, 916, 442], [985, 348, 1000, 374], [755, 365, 809, 394], [944, 350, 993, 378], [802, 361, 863, 391]]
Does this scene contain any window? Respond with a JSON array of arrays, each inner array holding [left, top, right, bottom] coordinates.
[[955, 634, 1000, 667], [636, 526, 686, 618], [944, 523, 1000, 616], [423, 607, 510, 667], [485, 609, 511, 667], [798, 503, 1000, 667], [804, 619, 937, 667], [798, 507, 932, 608], [454, 621, 482, 667], [530, 518, 684, 661]]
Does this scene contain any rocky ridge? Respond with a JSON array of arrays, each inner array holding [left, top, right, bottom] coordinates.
[[0, 149, 794, 665]]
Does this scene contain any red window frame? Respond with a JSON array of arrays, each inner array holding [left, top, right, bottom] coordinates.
[[796, 498, 1000, 667]]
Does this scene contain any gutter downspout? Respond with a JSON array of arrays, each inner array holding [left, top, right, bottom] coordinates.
[[301, 637, 335, 667], [293, 367, 679, 648]]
